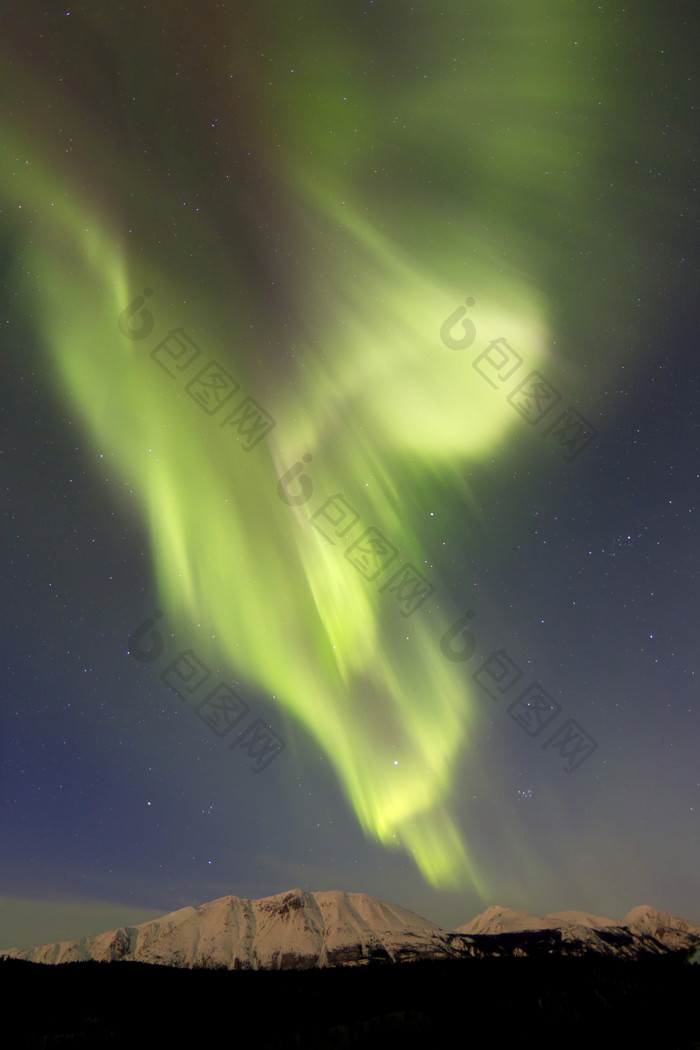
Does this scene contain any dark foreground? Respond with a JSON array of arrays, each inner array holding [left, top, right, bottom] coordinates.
[[3, 953, 699, 1049]]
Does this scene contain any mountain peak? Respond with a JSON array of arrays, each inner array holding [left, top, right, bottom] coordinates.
[[2, 889, 453, 970], [621, 905, 700, 948], [3, 891, 699, 970]]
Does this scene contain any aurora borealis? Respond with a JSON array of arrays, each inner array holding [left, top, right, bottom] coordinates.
[[1, 1, 698, 945]]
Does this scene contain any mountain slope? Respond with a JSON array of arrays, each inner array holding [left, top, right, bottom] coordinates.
[[3, 891, 698, 970], [2, 889, 463, 970], [455, 903, 700, 958], [620, 905, 700, 951], [456, 905, 620, 936]]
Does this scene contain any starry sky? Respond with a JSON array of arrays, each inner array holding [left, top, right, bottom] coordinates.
[[1, 0, 698, 949]]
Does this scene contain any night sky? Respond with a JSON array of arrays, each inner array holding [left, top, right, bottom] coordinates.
[[1, 1, 698, 949]]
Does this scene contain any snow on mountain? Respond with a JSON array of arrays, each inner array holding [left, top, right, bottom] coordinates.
[[3, 891, 698, 969], [455, 905, 618, 936], [547, 910, 618, 930], [455, 905, 555, 936], [2, 889, 462, 970], [454, 903, 700, 958], [620, 905, 700, 952]]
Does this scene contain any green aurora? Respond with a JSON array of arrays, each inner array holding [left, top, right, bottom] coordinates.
[[2, 1, 663, 891]]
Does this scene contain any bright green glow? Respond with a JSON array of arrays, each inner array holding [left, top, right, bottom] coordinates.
[[4, 168, 541, 893], [0, 2, 608, 890]]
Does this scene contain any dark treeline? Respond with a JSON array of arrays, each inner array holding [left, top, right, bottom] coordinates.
[[3, 952, 699, 1048]]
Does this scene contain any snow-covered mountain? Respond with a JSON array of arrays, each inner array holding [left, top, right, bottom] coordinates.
[[619, 905, 700, 952], [3, 891, 698, 970], [1, 889, 464, 969], [454, 903, 700, 959], [455, 904, 619, 936]]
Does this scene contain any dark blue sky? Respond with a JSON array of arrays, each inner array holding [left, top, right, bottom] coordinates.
[[1, 0, 697, 947]]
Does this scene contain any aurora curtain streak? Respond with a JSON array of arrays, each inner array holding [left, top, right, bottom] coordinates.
[[1, 1, 629, 889]]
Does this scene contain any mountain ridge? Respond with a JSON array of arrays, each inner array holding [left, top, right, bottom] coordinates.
[[3, 888, 699, 969]]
